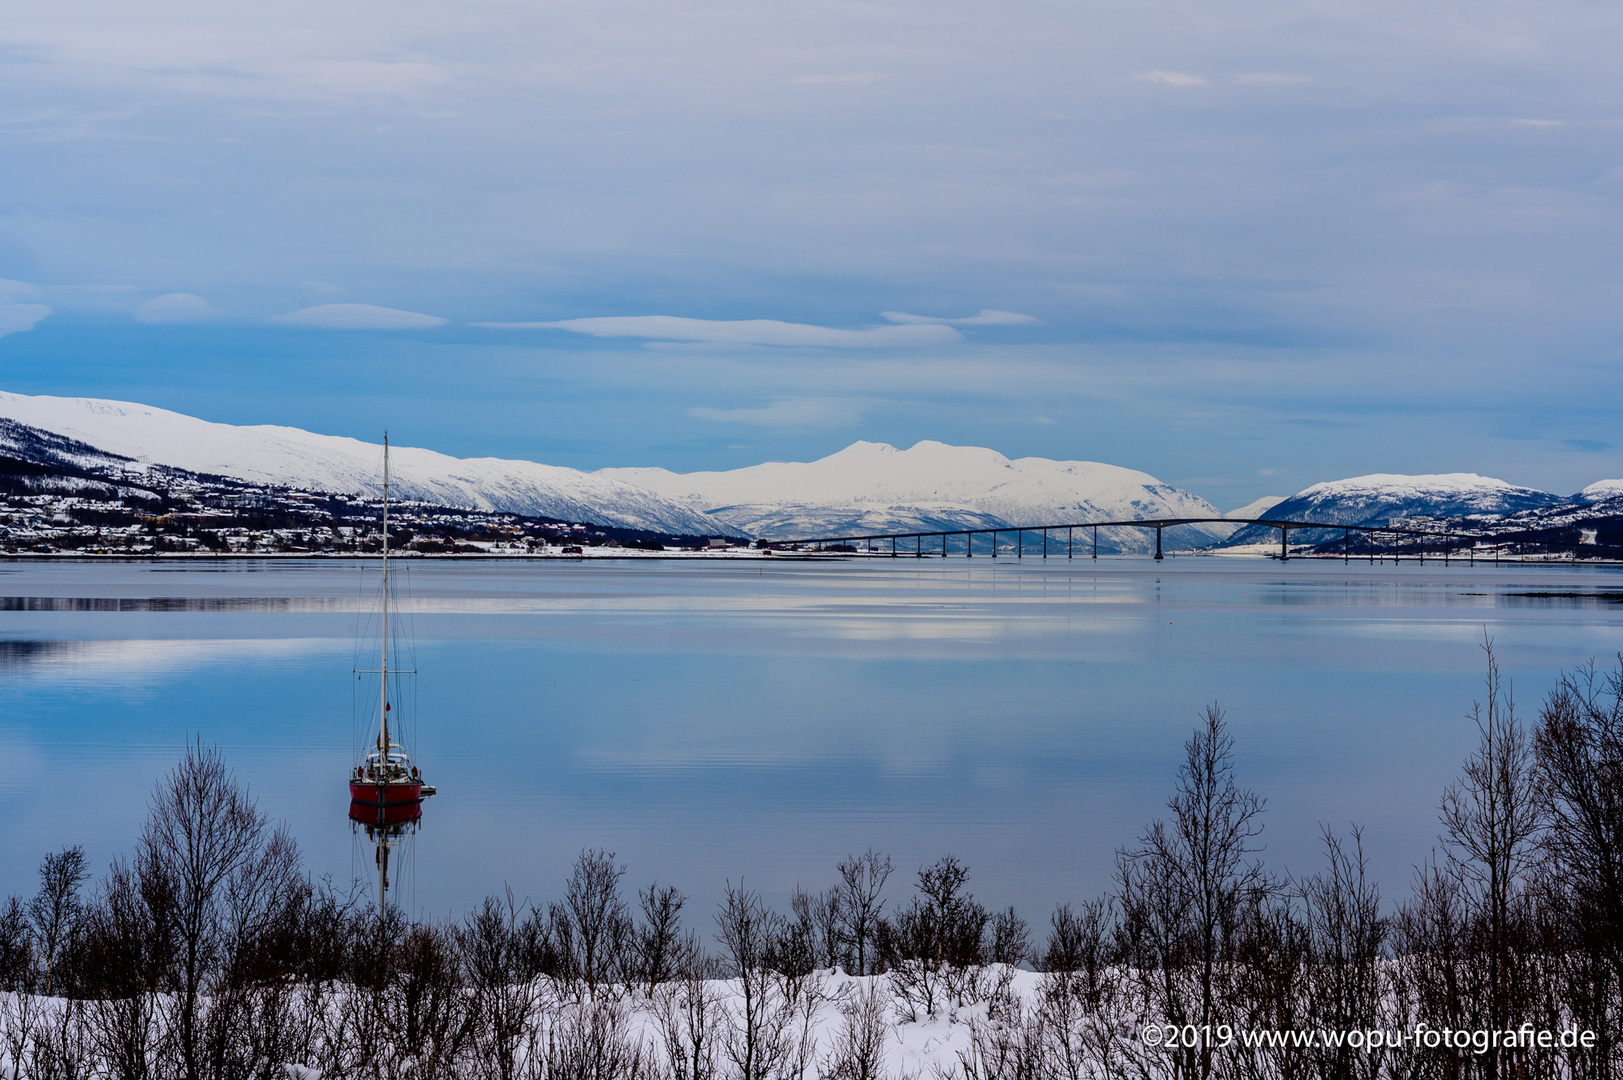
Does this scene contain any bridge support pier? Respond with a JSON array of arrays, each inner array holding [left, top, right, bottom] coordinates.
[[1068, 526, 1072, 559], [1344, 528, 1349, 562], [1092, 526, 1098, 559], [1280, 526, 1289, 561], [1155, 526, 1163, 560]]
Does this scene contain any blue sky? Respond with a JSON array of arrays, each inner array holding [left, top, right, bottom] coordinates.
[[1, 0, 1619, 504]]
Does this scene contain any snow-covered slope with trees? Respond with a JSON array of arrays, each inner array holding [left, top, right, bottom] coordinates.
[[603, 440, 1230, 551], [0, 392, 737, 536], [1223, 473, 1565, 545]]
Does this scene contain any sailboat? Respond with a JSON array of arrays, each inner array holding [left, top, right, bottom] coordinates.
[[347, 435, 435, 908]]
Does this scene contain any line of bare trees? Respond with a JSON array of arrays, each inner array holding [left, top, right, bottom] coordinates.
[[0, 645, 1618, 1079]]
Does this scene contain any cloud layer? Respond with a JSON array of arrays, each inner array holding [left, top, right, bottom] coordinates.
[[274, 304, 446, 330], [483, 316, 960, 348], [0, 0, 1620, 497], [135, 293, 225, 324], [880, 310, 1038, 326]]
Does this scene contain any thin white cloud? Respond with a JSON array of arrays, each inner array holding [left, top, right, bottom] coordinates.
[[792, 73, 879, 84], [0, 304, 52, 339], [688, 397, 864, 427], [478, 315, 959, 348], [135, 292, 225, 324], [274, 303, 447, 330], [1136, 70, 1206, 86], [880, 309, 1038, 326], [0, 279, 41, 303], [1236, 72, 1308, 84], [1514, 118, 1563, 126]]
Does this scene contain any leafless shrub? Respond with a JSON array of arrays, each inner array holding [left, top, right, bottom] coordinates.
[[553, 849, 632, 1002], [1299, 828, 1386, 1080], [544, 997, 658, 1080], [879, 857, 990, 1021], [950, 1007, 1044, 1080], [792, 886, 845, 973], [655, 947, 722, 1080], [0, 895, 31, 992], [1038, 900, 1116, 1012], [988, 909, 1030, 970], [1115, 704, 1268, 1080], [80, 859, 164, 1080], [1439, 640, 1542, 1043], [822, 980, 891, 1080], [714, 881, 793, 1080], [1534, 654, 1623, 1080], [138, 740, 284, 1080], [462, 888, 550, 1080], [27, 847, 87, 998], [636, 882, 692, 997], [837, 852, 893, 977]]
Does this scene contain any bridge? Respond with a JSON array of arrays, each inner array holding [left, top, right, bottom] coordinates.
[[768, 516, 1575, 562]]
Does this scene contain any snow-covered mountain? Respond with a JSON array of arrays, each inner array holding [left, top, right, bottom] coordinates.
[[1223, 473, 1566, 545], [0, 392, 738, 536], [1226, 495, 1288, 520], [601, 441, 1231, 551], [1578, 479, 1623, 503]]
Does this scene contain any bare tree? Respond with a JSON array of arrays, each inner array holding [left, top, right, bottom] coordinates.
[[713, 881, 790, 1080], [1117, 704, 1268, 1080], [1440, 639, 1542, 1071], [554, 849, 632, 1001], [988, 906, 1030, 969], [0, 895, 32, 991], [28, 845, 88, 997], [790, 886, 844, 972], [138, 740, 278, 1080], [635, 881, 690, 997], [821, 981, 891, 1080], [655, 946, 720, 1080], [1534, 655, 1623, 1080], [879, 856, 990, 1020], [81, 858, 164, 1080], [836, 850, 892, 976], [462, 888, 549, 1080], [545, 997, 657, 1080], [1300, 827, 1387, 1080]]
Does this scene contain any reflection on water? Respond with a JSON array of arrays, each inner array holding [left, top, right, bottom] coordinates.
[[1, 557, 1620, 924]]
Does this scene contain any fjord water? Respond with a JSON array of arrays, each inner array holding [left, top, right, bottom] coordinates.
[[1, 557, 1619, 922]]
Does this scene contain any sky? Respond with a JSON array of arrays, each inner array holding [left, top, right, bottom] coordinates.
[[1, 0, 1620, 506]]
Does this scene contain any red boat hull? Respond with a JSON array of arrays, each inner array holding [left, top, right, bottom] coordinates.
[[349, 781, 423, 806]]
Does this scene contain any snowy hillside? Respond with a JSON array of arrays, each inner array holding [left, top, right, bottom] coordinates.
[[1225, 495, 1288, 520], [1579, 479, 1623, 503], [1223, 473, 1564, 546], [0, 392, 737, 536], [602, 440, 1230, 551]]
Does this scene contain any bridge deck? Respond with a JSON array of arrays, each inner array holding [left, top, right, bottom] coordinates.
[[767, 517, 1609, 562]]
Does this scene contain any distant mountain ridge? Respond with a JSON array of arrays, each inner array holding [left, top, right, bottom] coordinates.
[[3, 389, 1618, 550], [1223, 473, 1574, 547], [0, 391, 739, 536], [602, 440, 1232, 551]]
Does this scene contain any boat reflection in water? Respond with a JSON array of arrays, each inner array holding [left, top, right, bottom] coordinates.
[[348, 792, 433, 911], [347, 434, 437, 912]]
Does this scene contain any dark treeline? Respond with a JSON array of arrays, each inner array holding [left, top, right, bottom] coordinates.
[[0, 645, 1619, 1080]]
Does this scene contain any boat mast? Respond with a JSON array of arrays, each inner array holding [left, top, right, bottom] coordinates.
[[379, 434, 390, 758]]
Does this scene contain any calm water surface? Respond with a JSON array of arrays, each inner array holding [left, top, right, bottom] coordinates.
[[1, 556, 1620, 922]]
